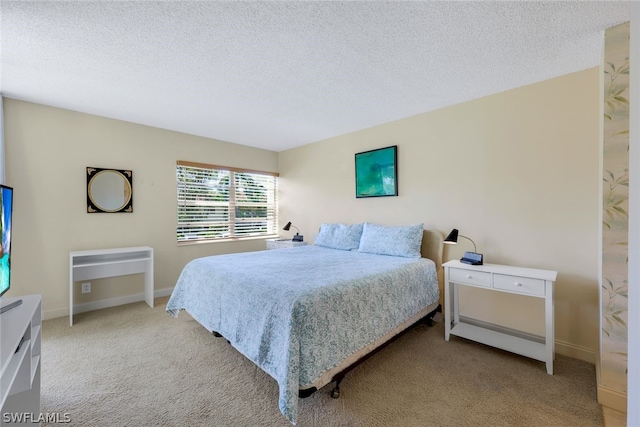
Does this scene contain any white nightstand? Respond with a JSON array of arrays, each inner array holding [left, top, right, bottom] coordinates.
[[266, 239, 308, 250], [443, 260, 557, 374]]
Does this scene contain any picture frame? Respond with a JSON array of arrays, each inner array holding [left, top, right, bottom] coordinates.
[[355, 145, 398, 198]]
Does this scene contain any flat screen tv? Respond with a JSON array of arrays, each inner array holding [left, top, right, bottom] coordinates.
[[0, 184, 13, 298]]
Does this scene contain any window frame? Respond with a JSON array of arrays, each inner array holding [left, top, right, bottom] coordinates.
[[176, 160, 279, 244]]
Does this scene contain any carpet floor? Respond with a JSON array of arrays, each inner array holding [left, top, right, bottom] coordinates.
[[40, 298, 603, 427]]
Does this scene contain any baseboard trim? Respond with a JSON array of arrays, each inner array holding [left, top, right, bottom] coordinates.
[[555, 339, 596, 364], [595, 350, 628, 413], [598, 384, 628, 413], [44, 287, 174, 320]]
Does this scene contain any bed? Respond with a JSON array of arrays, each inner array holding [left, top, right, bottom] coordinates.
[[166, 223, 443, 424]]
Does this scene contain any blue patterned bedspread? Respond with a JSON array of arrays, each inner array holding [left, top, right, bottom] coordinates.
[[166, 245, 439, 424]]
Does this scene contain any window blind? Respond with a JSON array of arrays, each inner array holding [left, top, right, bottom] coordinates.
[[177, 161, 279, 242]]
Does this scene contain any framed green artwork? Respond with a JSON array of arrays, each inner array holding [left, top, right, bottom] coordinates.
[[355, 145, 398, 198]]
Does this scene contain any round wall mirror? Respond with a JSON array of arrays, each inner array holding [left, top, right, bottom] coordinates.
[[87, 167, 133, 213]]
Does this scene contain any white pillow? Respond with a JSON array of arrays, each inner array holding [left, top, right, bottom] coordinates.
[[358, 222, 424, 258], [314, 223, 364, 251]]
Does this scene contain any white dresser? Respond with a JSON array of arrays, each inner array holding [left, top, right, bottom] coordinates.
[[443, 260, 557, 374], [1, 295, 41, 426]]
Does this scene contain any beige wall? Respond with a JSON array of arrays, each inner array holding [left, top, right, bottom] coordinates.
[[3, 98, 278, 318], [278, 68, 601, 359]]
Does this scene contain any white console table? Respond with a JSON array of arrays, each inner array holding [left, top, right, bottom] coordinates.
[[1, 295, 41, 426], [444, 260, 557, 374], [69, 246, 154, 326]]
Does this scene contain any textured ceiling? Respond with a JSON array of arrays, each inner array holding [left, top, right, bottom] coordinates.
[[0, 1, 631, 152]]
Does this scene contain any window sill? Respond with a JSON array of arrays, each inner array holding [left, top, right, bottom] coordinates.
[[177, 234, 279, 247]]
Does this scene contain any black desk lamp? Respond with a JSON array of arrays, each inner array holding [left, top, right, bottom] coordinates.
[[283, 221, 304, 242], [444, 228, 483, 265]]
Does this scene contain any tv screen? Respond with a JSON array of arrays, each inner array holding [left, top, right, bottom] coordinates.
[[0, 185, 13, 297]]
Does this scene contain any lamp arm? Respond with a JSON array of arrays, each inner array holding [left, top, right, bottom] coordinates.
[[291, 225, 300, 235], [459, 234, 477, 253]]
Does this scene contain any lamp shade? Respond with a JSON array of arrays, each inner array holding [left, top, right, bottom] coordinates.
[[444, 229, 459, 244], [283, 222, 292, 231]]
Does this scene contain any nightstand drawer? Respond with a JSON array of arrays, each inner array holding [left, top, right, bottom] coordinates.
[[266, 239, 287, 250], [493, 274, 545, 296], [448, 268, 491, 288], [266, 239, 307, 250]]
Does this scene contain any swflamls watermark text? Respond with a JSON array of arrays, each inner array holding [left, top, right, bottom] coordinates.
[[2, 412, 71, 424]]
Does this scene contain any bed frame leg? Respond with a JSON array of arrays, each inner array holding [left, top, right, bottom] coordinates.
[[423, 304, 442, 327], [330, 377, 343, 399], [212, 331, 230, 344], [299, 387, 317, 398]]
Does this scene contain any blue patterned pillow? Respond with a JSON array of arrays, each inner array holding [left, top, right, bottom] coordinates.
[[314, 223, 364, 251], [358, 222, 424, 258]]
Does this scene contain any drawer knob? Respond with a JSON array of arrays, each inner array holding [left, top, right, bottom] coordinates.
[[466, 274, 472, 279], [515, 282, 523, 286]]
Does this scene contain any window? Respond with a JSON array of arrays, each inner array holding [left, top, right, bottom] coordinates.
[[177, 161, 278, 242]]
